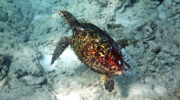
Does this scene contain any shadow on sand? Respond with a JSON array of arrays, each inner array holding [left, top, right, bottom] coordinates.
[[115, 68, 141, 97]]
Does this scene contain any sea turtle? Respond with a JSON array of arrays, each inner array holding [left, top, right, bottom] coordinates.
[[51, 10, 130, 92]]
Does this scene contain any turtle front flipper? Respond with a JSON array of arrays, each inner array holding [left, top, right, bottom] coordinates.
[[101, 74, 114, 92], [51, 37, 72, 64]]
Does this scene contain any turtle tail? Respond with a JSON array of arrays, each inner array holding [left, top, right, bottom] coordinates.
[[59, 10, 80, 29]]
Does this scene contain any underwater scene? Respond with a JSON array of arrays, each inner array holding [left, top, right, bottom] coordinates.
[[0, 0, 180, 100]]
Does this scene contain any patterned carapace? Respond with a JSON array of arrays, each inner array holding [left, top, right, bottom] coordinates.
[[71, 24, 125, 76]]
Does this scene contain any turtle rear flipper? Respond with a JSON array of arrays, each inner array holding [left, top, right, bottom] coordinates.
[[51, 37, 72, 64], [101, 74, 114, 92]]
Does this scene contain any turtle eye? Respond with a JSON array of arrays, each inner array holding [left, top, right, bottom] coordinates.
[[118, 61, 122, 65], [59, 11, 67, 17], [62, 12, 67, 17]]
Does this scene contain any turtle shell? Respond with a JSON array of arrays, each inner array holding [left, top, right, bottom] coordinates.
[[71, 23, 125, 76]]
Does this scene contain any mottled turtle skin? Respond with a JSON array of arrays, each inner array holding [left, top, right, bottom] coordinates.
[[51, 10, 129, 92]]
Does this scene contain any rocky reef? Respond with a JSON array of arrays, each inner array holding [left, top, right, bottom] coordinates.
[[0, 0, 180, 100]]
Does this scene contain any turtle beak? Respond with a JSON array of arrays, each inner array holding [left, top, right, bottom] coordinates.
[[58, 11, 63, 16], [113, 70, 124, 76]]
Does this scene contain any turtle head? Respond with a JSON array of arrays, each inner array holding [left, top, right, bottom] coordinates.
[[59, 10, 80, 29], [107, 49, 126, 76], [59, 10, 70, 20]]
